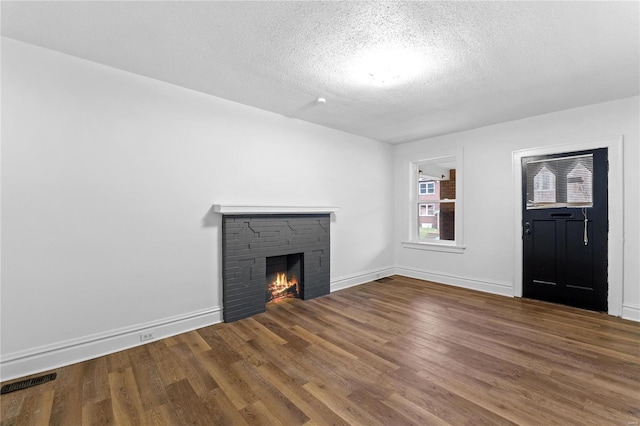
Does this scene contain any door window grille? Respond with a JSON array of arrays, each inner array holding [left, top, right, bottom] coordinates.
[[525, 154, 593, 209]]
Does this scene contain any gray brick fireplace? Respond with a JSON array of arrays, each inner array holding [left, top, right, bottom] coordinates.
[[220, 211, 332, 322]]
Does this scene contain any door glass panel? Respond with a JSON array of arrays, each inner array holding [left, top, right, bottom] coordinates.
[[566, 162, 593, 205], [533, 166, 556, 204], [525, 154, 593, 209]]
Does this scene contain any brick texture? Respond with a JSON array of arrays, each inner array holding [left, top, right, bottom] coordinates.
[[222, 214, 330, 322], [440, 169, 456, 241]]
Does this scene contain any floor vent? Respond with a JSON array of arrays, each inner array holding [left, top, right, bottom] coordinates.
[[1, 373, 57, 394]]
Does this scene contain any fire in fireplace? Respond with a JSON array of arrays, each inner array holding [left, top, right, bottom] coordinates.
[[266, 253, 303, 304], [267, 272, 299, 303]]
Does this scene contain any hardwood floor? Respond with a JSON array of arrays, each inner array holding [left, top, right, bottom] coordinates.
[[2, 275, 639, 425]]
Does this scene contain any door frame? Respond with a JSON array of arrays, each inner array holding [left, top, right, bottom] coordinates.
[[512, 135, 624, 316]]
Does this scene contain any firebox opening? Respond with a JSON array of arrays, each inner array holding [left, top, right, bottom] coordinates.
[[266, 253, 303, 304]]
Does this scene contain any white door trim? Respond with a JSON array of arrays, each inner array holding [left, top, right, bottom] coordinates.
[[512, 136, 624, 316]]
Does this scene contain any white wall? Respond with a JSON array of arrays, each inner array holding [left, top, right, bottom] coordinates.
[[0, 38, 395, 380], [394, 96, 640, 321], [2, 37, 637, 382]]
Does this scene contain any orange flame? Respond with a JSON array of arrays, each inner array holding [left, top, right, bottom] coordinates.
[[268, 272, 299, 302]]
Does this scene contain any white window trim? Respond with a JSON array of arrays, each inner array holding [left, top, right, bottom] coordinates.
[[401, 240, 466, 253], [418, 182, 428, 195], [403, 147, 465, 253]]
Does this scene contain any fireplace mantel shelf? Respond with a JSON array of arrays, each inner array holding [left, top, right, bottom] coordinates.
[[213, 205, 339, 215]]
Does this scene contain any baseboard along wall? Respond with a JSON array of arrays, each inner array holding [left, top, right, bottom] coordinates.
[[2, 266, 637, 382]]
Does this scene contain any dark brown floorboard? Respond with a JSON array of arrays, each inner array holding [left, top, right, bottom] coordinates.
[[2, 276, 639, 425]]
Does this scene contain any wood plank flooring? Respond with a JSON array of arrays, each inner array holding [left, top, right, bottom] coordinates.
[[2, 276, 639, 425]]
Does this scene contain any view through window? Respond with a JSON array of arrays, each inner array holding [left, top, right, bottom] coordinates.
[[417, 159, 457, 241]]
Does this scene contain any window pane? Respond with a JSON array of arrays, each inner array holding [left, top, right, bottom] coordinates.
[[533, 166, 556, 203], [567, 161, 593, 205], [417, 202, 455, 241], [440, 170, 456, 200], [416, 158, 457, 244], [525, 154, 593, 209]]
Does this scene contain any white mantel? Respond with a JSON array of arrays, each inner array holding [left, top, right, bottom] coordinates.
[[212, 205, 339, 215]]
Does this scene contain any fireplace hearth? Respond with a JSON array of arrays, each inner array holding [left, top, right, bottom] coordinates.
[[220, 213, 331, 322]]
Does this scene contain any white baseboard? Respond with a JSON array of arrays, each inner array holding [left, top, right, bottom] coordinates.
[[0, 307, 222, 382], [1, 267, 394, 382], [4, 270, 634, 382], [622, 304, 640, 322], [330, 266, 395, 292], [394, 266, 514, 297]]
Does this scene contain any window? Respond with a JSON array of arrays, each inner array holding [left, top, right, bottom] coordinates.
[[419, 203, 436, 216], [403, 149, 464, 253], [418, 164, 455, 241], [525, 153, 593, 209], [418, 182, 435, 195], [533, 165, 556, 203], [567, 162, 593, 204]]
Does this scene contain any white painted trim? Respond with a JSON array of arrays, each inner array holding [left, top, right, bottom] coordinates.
[[400, 241, 466, 254], [330, 266, 395, 292], [395, 266, 513, 297], [0, 307, 222, 382], [408, 147, 465, 249], [4, 259, 635, 382], [512, 135, 624, 316], [213, 205, 339, 214], [622, 304, 640, 322]]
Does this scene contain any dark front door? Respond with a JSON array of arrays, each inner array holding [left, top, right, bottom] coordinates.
[[522, 148, 608, 311]]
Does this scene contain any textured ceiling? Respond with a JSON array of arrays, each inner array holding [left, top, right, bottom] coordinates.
[[2, 1, 639, 144]]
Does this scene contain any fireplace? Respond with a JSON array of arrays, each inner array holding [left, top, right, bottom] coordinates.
[[219, 211, 332, 322], [266, 254, 302, 303]]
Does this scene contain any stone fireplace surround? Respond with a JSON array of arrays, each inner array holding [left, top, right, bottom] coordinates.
[[215, 206, 338, 322]]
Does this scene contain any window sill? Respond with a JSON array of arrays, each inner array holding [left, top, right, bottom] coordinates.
[[401, 241, 466, 254]]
